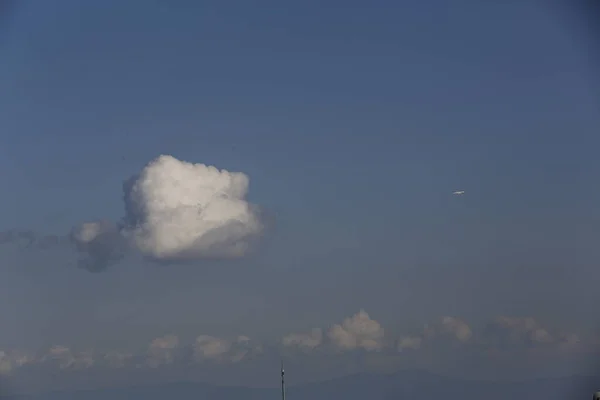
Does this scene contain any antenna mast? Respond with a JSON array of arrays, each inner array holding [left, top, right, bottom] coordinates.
[[281, 360, 286, 400]]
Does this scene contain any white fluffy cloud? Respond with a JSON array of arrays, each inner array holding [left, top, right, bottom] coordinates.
[[328, 310, 385, 351], [282, 328, 323, 350], [123, 155, 264, 261], [70, 155, 265, 271]]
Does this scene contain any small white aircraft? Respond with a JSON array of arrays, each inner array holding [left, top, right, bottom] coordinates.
[[452, 190, 465, 195]]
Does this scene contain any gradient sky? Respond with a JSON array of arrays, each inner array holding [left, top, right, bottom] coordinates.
[[0, 0, 599, 388]]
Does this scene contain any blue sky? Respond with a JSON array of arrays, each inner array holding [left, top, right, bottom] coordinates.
[[0, 0, 599, 388]]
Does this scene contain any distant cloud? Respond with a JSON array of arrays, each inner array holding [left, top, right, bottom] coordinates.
[[193, 335, 262, 363], [0, 351, 12, 375], [0, 349, 37, 374], [411, 316, 473, 346], [482, 316, 555, 349], [41, 346, 94, 370], [194, 335, 231, 361], [556, 333, 581, 348], [282, 328, 323, 350], [146, 334, 179, 368], [0, 154, 268, 272], [473, 317, 589, 367], [281, 312, 475, 355], [0, 315, 589, 376], [327, 310, 385, 351], [9, 351, 34, 368], [103, 351, 133, 368], [397, 336, 422, 351], [440, 316, 473, 342]]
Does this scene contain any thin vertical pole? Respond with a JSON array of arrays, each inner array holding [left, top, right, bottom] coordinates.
[[281, 360, 286, 400]]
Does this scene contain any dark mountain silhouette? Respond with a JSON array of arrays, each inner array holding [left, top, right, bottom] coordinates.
[[4, 370, 599, 400]]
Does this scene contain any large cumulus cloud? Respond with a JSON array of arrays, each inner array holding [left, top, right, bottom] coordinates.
[[69, 155, 265, 271], [121, 155, 264, 261], [0, 155, 266, 272]]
